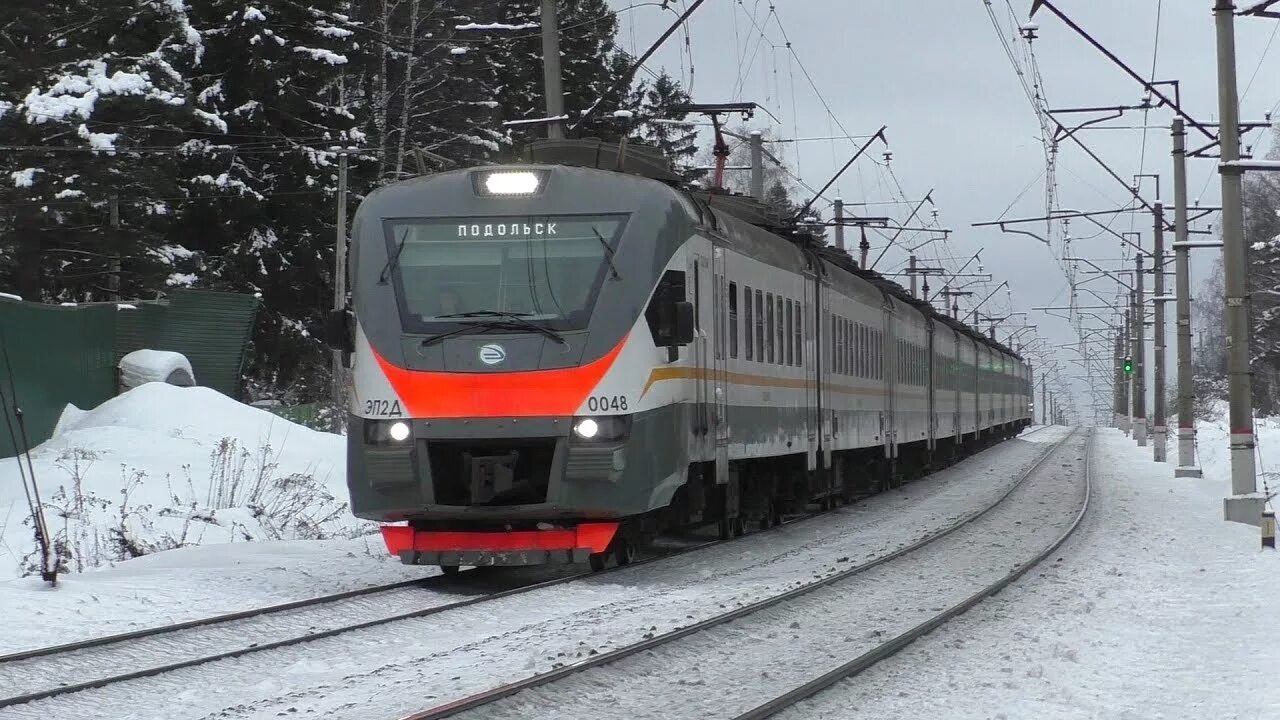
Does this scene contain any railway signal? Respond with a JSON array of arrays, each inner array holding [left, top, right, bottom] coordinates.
[[1123, 357, 1133, 375]]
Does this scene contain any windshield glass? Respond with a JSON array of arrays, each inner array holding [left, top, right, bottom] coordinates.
[[384, 214, 626, 332]]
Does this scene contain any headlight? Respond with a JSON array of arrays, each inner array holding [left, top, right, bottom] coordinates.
[[571, 415, 630, 441], [574, 418, 599, 439], [388, 421, 411, 441], [364, 419, 413, 444], [475, 170, 544, 196]]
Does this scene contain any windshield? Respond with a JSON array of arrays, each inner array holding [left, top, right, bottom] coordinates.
[[384, 214, 626, 332]]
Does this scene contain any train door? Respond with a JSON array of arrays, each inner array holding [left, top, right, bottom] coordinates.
[[689, 250, 710, 453], [952, 337, 962, 439], [804, 267, 820, 471], [926, 321, 936, 452], [711, 247, 730, 485], [882, 302, 897, 461], [820, 281, 834, 470]]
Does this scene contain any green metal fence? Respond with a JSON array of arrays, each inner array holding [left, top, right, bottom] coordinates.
[[0, 290, 259, 457]]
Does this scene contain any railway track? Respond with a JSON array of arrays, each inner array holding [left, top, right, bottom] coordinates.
[[397, 425, 1084, 720], [0, 425, 1053, 715]]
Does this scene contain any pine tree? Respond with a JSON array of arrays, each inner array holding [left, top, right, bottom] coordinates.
[[0, 0, 204, 302], [633, 71, 701, 180], [468, 0, 622, 148], [171, 0, 365, 402]]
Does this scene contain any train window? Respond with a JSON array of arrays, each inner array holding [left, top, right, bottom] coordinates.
[[858, 325, 866, 378], [729, 282, 739, 359], [644, 269, 686, 343], [743, 285, 753, 361], [696, 263, 706, 330], [776, 295, 785, 365], [765, 292, 775, 363], [785, 299, 794, 366], [755, 289, 765, 363], [841, 318, 849, 375], [713, 275, 722, 360], [829, 314, 836, 371], [788, 301, 798, 366]]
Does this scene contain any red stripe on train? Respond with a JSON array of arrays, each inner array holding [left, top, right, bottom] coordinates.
[[372, 335, 627, 418]]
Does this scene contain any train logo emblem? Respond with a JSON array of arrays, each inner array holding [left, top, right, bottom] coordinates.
[[478, 343, 506, 365]]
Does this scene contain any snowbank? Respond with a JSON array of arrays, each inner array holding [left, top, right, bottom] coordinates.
[[1190, 399, 1280, 494], [0, 383, 367, 579]]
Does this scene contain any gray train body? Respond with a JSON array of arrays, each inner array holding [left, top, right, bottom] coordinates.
[[334, 158, 1033, 569]]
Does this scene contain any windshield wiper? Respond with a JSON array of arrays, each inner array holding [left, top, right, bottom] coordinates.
[[379, 227, 410, 284], [428, 312, 569, 347], [592, 227, 621, 280]]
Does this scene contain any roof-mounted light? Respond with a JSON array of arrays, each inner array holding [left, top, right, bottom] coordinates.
[[477, 170, 543, 196]]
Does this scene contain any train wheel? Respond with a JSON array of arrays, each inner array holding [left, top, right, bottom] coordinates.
[[588, 552, 608, 572], [439, 565, 460, 576], [615, 537, 637, 566]]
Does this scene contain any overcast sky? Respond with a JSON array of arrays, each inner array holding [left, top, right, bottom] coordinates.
[[612, 0, 1279, 424]]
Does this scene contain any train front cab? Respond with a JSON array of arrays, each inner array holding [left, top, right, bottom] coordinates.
[[333, 165, 711, 569]]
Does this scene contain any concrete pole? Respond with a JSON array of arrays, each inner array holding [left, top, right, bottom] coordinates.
[[1128, 294, 1136, 436], [1213, 0, 1260, 523], [834, 198, 845, 251], [332, 151, 349, 417], [1172, 118, 1203, 477], [1115, 333, 1125, 428], [909, 255, 918, 298], [749, 131, 765, 201], [1042, 378, 1048, 426], [1134, 254, 1148, 446], [1153, 203, 1167, 461], [541, 0, 565, 139]]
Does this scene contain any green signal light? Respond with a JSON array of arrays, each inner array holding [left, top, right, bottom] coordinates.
[[1123, 357, 1133, 374]]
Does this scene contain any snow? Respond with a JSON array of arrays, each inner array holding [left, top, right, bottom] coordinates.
[[242, 6, 266, 22], [53, 189, 84, 199], [316, 25, 354, 39], [0, 383, 369, 584], [11, 168, 40, 187], [449, 47, 469, 55], [0, 100, 12, 119], [22, 61, 185, 125], [117, 349, 194, 389], [77, 122, 118, 152], [0, 292, 22, 302], [192, 108, 228, 133], [611, 109, 634, 119], [454, 22, 539, 31], [293, 47, 348, 65], [502, 114, 569, 127], [781, 427, 1280, 719], [5, 431, 1071, 718], [116, 304, 137, 310]]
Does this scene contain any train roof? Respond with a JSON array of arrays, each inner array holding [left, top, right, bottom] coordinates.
[[516, 138, 1024, 362]]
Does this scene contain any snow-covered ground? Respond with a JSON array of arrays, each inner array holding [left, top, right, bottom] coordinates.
[[785, 427, 1280, 719], [1192, 399, 1280, 494], [0, 384, 436, 651], [3, 430, 1066, 719]]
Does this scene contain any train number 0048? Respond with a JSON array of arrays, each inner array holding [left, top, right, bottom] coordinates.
[[586, 395, 628, 412]]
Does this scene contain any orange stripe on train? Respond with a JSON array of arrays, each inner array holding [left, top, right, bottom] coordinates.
[[372, 336, 627, 418]]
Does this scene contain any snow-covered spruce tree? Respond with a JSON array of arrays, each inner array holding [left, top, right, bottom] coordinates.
[[465, 0, 625, 148], [171, 0, 365, 403], [0, 0, 205, 302], [633, 71, 703, 182]]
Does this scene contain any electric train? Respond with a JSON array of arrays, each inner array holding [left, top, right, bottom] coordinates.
[[327, 139, 1033, 573]]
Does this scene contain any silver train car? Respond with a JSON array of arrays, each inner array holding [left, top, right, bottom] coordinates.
[[327, 141, 1033, 572]]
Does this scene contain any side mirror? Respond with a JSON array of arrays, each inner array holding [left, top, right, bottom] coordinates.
[[325, 308, 354, 353], [672, 301, 695, 346]]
